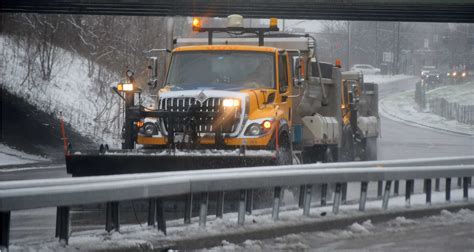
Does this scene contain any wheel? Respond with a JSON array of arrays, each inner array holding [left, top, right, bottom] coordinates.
[[277, 132, 293, 165], [363, 137, 378, 161]]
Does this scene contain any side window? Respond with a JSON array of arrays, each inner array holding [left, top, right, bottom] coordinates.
[[278, 54, 288, 93]]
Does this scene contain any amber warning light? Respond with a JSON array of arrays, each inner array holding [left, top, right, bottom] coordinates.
[[269, 18, 278, 29], [192, 17, 202, 31]]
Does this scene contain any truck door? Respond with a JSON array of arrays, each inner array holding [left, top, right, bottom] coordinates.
[[277, 51, 292, 125]]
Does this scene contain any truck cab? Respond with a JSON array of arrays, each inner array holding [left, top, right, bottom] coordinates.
[[136, 45, 294, 153]]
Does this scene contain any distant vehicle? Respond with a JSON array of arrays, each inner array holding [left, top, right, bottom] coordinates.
[[424, 70, 442, 86], [421, 66, 437, 79], [446, 65, 469, 83], [350, 64, 381, 75]]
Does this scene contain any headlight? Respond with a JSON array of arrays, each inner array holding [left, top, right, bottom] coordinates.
[[462, 72, 467, 77], [452, 72, 457, 77], [222, 98, 240, 107], [143, 122, 158, 136], [118, 83, 134, 91], [244, 120, 273, 136], [447, 73, 450, 77], [245, 124, 262, 136]]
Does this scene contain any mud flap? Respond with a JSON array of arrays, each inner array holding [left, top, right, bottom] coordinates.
[[66, 150, 278, 177]]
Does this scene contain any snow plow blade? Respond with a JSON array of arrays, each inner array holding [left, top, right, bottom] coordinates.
[[66, 149, 277, 177]]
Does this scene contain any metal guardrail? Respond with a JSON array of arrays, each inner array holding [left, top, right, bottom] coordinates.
[[0, 156, 473, 249]]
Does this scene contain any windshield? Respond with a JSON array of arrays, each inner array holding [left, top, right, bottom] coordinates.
[[165, 51, 275, 91]]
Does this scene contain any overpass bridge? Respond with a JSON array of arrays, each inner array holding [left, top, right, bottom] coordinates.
[[1, 0, 474, 23]]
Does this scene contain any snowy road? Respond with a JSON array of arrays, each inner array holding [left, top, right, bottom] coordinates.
[[377, 77, 473, 160]]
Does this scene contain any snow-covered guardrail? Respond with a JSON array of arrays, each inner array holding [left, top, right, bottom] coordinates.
[[0, 156, 473, 249]]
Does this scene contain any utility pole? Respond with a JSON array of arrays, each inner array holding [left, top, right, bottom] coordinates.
[[347, 21, 351, 70], [375, 22, 378, 67], [395, 22, 401, 74]]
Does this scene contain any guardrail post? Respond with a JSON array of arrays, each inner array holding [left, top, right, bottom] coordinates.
[[272, 186, 282, 220], [245, 189, 253, 215], [394, 180, 399, 196], [216, 191, 224, 218], [55, 207, 60, 237], [333, 183, 342, 214], [446, 177, 451, 202], [184, 193, 193, 224], [359, 182, 368, 211], [156, 198, 166, 234], [377, 181, 383, 199], [425, 179, 432, 205], [463, 177, 469, 201], [238, 189, 246, 225], [382, 180, 392, 210], [303, 185, 313, 216], [148, 198, 156, 227], [106, 202, 120, 232], [341, 183, 347, 204], [405, 180, 412, 207], [458, 177, 462, 188], [199, 192, 209, 227], [321, 184, 328, 206], [435, 178, 440, 192], [298, 185, 306, 208], [0, 211, 10, 250], [57, 206, 70, 245]]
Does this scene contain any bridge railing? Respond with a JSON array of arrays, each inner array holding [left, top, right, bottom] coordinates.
[[0, 156, 473, 249]]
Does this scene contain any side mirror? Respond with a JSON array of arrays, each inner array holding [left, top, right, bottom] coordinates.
[[147, 57, 159, 89], [293, 57, 304, 88]]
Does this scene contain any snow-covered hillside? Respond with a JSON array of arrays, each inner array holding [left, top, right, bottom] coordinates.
[[1, 36, 122, 146]]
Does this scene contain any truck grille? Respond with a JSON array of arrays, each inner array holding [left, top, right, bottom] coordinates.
[[158, 97, 242, 134]]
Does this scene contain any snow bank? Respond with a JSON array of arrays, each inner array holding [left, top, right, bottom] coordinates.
[[207, 208, 474, 251], [0, 143, 48, 166], [426, 81, 474, 106], [380, 89, 474, 135], [0, 36, 121, 146], [365, 74, 413, 85]]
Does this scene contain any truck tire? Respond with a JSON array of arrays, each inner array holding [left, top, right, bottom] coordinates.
[[363, 137, 378, 161]]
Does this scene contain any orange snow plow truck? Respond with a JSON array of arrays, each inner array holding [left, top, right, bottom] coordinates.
[[66, 15, 379, 176]]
